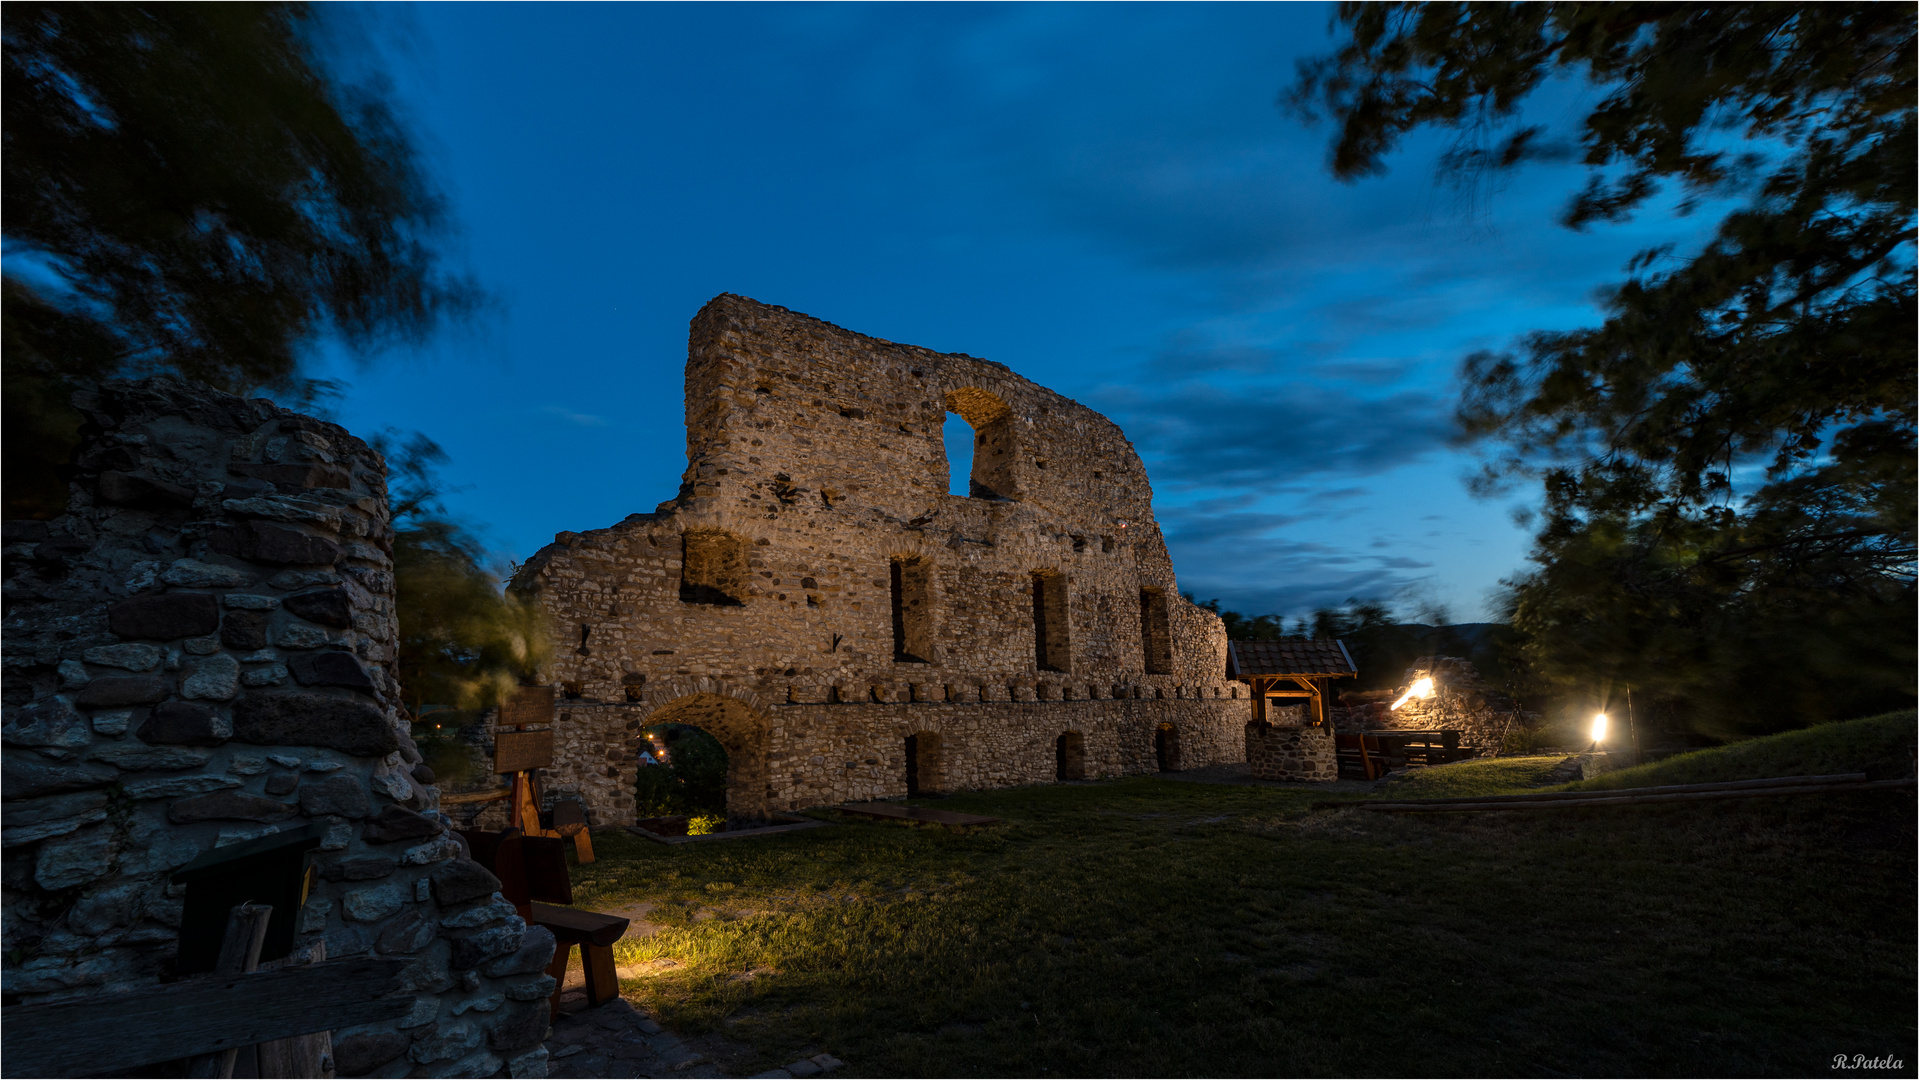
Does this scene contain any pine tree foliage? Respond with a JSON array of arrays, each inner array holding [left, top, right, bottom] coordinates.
[[1292, 4, 1915, 733]]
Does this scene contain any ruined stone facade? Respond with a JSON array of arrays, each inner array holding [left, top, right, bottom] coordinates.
[[2, 379, 553, 1077], [513, 295, 1250, 823]]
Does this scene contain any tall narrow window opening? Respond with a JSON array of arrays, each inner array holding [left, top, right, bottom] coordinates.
[[891, 557, 933, 663], [1032, 570, 1070, 672], [1140, 587, 1171, 673], [942, 412, 974, 496]]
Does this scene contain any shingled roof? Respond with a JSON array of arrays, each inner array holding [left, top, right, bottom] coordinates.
[[1227, 639, 1358, 679]]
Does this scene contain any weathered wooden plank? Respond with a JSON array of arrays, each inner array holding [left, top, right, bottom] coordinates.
[[2, 957, 412, 1078], [185, 903, 273, 1078]]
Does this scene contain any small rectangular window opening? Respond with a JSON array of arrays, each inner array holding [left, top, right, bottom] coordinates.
[[891, 558, 933, 663], [1032, 571, 1071, 673], [1140, 588, 1172, 674]]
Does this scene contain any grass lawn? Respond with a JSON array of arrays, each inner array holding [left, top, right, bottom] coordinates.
[[568, 713, 1917, 1077]]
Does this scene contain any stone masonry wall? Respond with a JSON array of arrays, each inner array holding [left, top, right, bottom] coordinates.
[[2, 378, 555, 1079], [513, 295, 1248, 823]]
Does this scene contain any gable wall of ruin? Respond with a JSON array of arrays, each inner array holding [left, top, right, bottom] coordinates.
[[513, 296, 1248, 822]]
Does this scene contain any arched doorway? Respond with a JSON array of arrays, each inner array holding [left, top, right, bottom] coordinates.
[[631, 692, 771, 821], [1056, 731, 1085, 781], [905, 731, 942, 797], [634, 723, 728, 822], [1155, 722, 1181, 772]]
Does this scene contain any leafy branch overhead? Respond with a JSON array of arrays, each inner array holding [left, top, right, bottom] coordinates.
[[1292, 3, 1915, 734]]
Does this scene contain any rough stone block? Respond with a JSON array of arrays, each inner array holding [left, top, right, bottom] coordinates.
[[108, 592, 221, 641], [376, 910, 437, 955], [333, 1030, 410, 1076], [74, 675, 171, 708], [480, 926, 555, 978], [167, 790, 297, 823], [97, 470, 195, 508], [2, 698, 94, 750], [283, 587, 354, 628], [300, 775, 374, 819], [34, 825, 115, 890], [362, 804, 446, 845], [207, 519, 341, 566], [432, 859, 503, 907], [441, 895, 516, 930], [344, 882, 409, 922], [137, 701, 231, 746], [3, 755, 120, 799], [82, 643, 163, 671], [447, 923, 522, 970], [486, 1001, 551, 1053], [221, 609, 271, 651], [321, 855, 400, 882], [182, 654, 240, 701], [160, 559, 253, 588], [231, 692, 400, 756], [87, 748, 209, 774], [409, 1021, 483, 1065], [501, 974, 557, 1001], [288, 650, 377, 692]]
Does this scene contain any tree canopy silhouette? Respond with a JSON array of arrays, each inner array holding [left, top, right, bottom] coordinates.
[[1292, 3, 1915, 734], [3, 3, 478, 515]]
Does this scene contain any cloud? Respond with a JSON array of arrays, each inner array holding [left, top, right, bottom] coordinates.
[[539, 405, 609, 428], [1095, 379, 1458, 491], [1157, 502, 1435, 616]]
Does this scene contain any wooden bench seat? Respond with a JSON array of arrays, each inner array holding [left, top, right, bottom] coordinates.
[[532, 901, 630, 1016]]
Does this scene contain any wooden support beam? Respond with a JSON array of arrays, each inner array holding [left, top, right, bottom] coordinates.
[[2, 957, 412, 1077]]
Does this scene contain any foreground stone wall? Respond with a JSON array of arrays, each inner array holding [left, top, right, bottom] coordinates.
[[1333, 655, 1533, 754], [513, 295, 1248, 822], [2, 378, 553, 1078]]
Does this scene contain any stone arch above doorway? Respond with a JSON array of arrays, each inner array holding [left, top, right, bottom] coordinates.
[[628, 684, 773, 820]]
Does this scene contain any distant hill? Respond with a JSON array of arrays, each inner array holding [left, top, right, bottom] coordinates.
[[1334, 622, 1523, 697]]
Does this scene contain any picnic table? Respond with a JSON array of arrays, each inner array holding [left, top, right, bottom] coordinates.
[[1336, 730, 1477, 779]]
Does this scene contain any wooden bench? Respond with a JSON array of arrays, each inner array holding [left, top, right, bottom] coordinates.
[[533, 901, 629, 1017], [458, 829, 630, 1018]]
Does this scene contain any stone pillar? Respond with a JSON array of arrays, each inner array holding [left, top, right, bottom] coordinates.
[[1, 377, 554, 1078]]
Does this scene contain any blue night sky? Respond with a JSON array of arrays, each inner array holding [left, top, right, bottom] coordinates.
[[312, 3, 1715, 623]]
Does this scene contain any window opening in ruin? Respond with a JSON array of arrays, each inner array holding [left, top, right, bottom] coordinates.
[[1031, 570, 1070, 673], [890, 558, 933, 663], [941, 412, 973, 496], [1056, 731, 1086, 781], [1155, 722, 1180, 772], [680, 530, 746, 606], [562, 681, 583, 700], [904, 732, 941, 796], [943, 387, 1017, 499], [634, 723, 729, 823], [1140, 588, 1172, 674]]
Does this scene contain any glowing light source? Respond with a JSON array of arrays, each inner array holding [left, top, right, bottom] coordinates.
[[1591, 713, 1609, 744], [1390, 676, 1435, 711]]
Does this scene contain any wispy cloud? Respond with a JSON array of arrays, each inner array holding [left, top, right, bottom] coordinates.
[[539, 405, 609, 428]]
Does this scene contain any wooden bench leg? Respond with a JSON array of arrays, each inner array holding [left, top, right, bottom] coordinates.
[[572, 829, 595, 864], [545, 942, 574, 1020], [580, 943, 619, 1007]]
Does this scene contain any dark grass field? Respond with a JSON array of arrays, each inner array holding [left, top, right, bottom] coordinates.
[[567, 712, 1918, 1078]]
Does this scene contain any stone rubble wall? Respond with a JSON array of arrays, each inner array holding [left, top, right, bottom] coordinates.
[[513, 295, 1246, 822], [1, 377, 554, 1079], [542, 692, 1249, 819], [1244, 704, 1337, 782], [1332, 655, 1534, 755]]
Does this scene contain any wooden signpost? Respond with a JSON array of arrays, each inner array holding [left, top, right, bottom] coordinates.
[[491, 685, 594, 862]]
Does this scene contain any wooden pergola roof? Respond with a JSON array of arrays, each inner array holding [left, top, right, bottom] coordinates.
[[1227, 639, 1357, 680]]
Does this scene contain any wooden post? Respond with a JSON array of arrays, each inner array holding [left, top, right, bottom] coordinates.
[[255, 940, 334, 1079], [185, 904, 273, 1079], [572, 829, 596, 864]]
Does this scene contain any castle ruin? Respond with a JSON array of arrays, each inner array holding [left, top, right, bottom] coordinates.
[[511, 295, 1255, 823]]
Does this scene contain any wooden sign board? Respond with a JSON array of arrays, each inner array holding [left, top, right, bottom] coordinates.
[[499, 684, 555, 729], [494, 728, 553, 774]]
